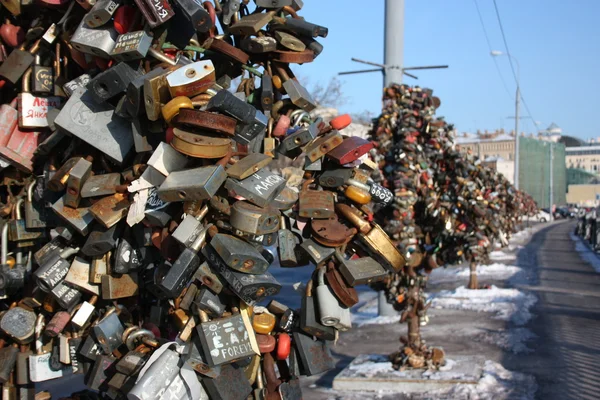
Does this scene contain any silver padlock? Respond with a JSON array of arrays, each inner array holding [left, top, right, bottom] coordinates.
[[29, 315, 73, 382], [158, 165, 227, 202], [334, 250, 388, 286], [166, 60, 216, 98], [110, 30, 153, 61], [147, 142, 188, 177], [315, 267, 351, 331], [229, 201, 280, 236], [92, 309, 124, 354], [172, 205, 209, 248], [0, 306, 36, 344], [128, 347, 181, 400], [84, 0, 121, 28], [209, 233, 269, 275], [224, 170, 286, 208], [69, 19, 118, 59], [71, 296, 98, 330]]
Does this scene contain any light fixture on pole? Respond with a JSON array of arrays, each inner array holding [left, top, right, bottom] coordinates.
[[491, 50, 521, 190]]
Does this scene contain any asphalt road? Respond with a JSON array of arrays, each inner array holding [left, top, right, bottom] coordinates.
[[505, 221, 600, 400]]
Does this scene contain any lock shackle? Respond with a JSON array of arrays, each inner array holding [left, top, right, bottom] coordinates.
[[27, 180, 36, 202], [346, 178, 370, 192], [291, 111, 310, 127], [301, 178, 315, 192], [190, 223, 212, 253], [1, 224, 8, 265], [14, 198, 24, 220], [124, 328, 157, 350], [335, 203, 370, 234], [22, 68, 31, 93], [34, 314, 45, 355], [281, 6, 300, 19], [317, 266, 325, 286]]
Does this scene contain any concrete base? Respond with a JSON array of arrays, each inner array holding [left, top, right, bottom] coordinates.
[[332, 354, 485, 394]]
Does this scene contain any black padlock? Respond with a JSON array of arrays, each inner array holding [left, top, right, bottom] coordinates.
[[87, 62, 142, 104], [81, 225, 121, 257], [172, 0, 214, 32]]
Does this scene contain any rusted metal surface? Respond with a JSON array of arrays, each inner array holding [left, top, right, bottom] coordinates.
[[173, 109, 237, 136]]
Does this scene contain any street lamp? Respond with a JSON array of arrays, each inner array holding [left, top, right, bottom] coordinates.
[[491, 50, 521, 190]]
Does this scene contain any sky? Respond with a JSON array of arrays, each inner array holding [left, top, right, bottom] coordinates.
[[295, 0, 600, 140]]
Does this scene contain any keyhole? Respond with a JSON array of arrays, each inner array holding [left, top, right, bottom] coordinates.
[[185, 68, 197, 78]]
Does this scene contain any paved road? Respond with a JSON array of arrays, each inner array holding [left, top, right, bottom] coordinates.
[[505, 221, 600, 400]]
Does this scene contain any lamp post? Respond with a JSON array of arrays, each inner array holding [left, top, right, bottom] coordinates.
[[491, 50, 521, 189]]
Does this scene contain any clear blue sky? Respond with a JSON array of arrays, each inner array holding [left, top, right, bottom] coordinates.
[[296, 0, 600, 140]]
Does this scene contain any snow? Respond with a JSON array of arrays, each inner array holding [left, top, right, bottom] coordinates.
[[351, 294, 400, 327], [429, 285, 537, 325], [414, 360, 537, 400], [429, 263, 522, 284], [489, 250, 516, 261], [570, 231, 600, 273], [473, 327, 537, 354]]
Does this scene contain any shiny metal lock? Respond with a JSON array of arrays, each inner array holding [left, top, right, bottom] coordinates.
[[207, 89, 268, 145], [159, 226, 208, 298], [29, 316, 73, 382], [298, 179, 335, 219], [299, 280, 335, 340], [143, 67, 171, 121], [315, 267, 351, 331], [84, 0, 121, 28], [69, 19, 118, 59], [240, 36, 278, 54], [166, 60, 216, 98], [62, 74, 91, 97], [50, 281, 82, 310], [51, 196, 95, 236], [158, 165, 227, 202], [18, 69, 62, 130], [194, 287, 226, 318], [274, 64, 316, 112], [226, 153, 272, 180], [304, 130, 343, 162], [25, 180, 51, 229], [88, 62, 142, 104], [228, 11, 275, 35], [34, 247, 79, 292], [147, 142, 188, 177], [64, 257, 100, 295], [208, 233, 270, 275], [55, 88, 133, 165], [335, 250, 388, 286], [202, 245, 281, 306], [172, 214, 205, 248], [9, 199, 44, 245], [273, 16, 328, 38], [0, 307, 36, 344], [225, 169, 286, 208], [230, 201, 280, 236], [71, 297, 97, 330], [110, 30, 153, 62], [64, 157, 92, 208], [299, 238, 335, 266], [197, 310, 259, 366], [278, 216, 298, 267], [93, 310, 124, 354]]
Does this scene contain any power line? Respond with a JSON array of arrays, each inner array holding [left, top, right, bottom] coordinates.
[[472, 0, 512, 100], [492, 0, 540, 133]]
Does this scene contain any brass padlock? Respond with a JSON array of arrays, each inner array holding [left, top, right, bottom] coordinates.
[[298, 179, 335, 219]]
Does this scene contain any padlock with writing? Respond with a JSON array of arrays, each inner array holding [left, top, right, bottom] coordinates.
[[84, 0, 122, 28], [31, 54, 54, 95], [29, 315, 72, 382], [69, 19, 118, 59], [225, 169, 286, 208], [110, 30, 153, 62]]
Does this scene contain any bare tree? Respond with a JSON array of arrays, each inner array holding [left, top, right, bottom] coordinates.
[[304, 76, 349, 108]]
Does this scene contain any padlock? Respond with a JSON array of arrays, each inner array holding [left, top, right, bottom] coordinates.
[[9, 199, 44, 245], [208, 233, 270, 275], [133, 0, 175, 27], [0, 40, 39, 85], [50, 281, 82, 310], [299, 278, 334, 340], [202, 244, 281, 306], [88, 62, 142, 104], [0, 307, 36, 344], [55, 88, 133, 165], [315, 266, 351, 330], [172, 0, 213, 32], [194, 286, 226, 317], [71, 296, 98, 330], [81, 225, 120, 257], [240, 36, 278, 54], [304, 130, 343, 162], [207, 89, 268, 145], [159, 224, 208, 298], [172, 205, 209, 247], [292, 330, 334, 376], [327, 136, 374, 165], [84, 0, 122, 28], [310, 215, 357, 247], [252, 311, 276, 334], [228, 10, 276, 35], [169, 128, 232, 158], [193, 261, 224, 294], [196, 309, 259, 366], [110, 30, 153, 62], [81, 173, 122, 198], [278, 216, 298, 267], [298, 179, 335, 219], [64, 157, 92, 209], [89, 193, 130, 229], [225, 169, 286, 208], [101, 272, 139, 299], [271, 16, 328, 38], [31, 54, 54, 95], [158, 165, 227, 202], [64, 257, 100, 295], [230, 201, 279, 236], [92, 309, 124, 354], [29, 315, 72, 382], [87, 354, 117, 390], [226, 153, 272, 180], [69, 19, 118, 59], [201, 362, 252, 400], [273, 63, 316, 111], [166, 60, 216, 98]]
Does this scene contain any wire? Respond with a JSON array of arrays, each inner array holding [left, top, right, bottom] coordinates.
[[492, 0, 540, 133], [472, 0, 512, 100]]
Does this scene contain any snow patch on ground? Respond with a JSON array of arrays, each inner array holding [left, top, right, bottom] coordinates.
[[473, 327, 537, 354], [489, 250, 516, 261], [429, 285, 537, 325], [414, 360, 537, 400], [351, 296, 400, 327], [570, 231, 600, 273], [429, 263, 522, 284]]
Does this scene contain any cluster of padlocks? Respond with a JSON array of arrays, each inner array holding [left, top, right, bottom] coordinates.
[[368, 83, 537, 370], [0, 1, 426, 399]]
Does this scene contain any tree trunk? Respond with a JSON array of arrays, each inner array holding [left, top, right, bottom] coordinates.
[[467, 260, 478, 289], [406, 286, 421, 348]]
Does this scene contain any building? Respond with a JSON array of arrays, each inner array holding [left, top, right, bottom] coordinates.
[[565, 145, 600, 174], [455, 124, 567, 208]]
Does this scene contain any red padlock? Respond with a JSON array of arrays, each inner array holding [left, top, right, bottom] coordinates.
[[272, 115, 290, 138], [114, 6, 138, 34], [256, 333, 276, 354], [0, 21, 24, 48], [276, 333, 291, 360], [330, 114, 352, 131]]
